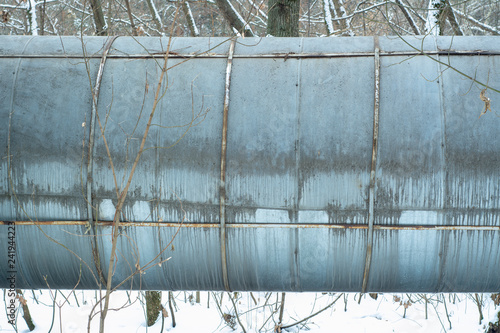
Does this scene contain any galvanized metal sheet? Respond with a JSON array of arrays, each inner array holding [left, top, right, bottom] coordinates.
[[1, 224, 499, 291], [0, 36, 499, 292]]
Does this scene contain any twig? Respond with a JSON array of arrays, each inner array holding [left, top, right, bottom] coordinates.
[[168, 291, 176, 327], [250, 292, 258, 306], [474, 293, 484, 324], [278, 292, 286, 325], [228, 292, 247, 333], [281, 294, 342, 329], [48, 289, 57, 333], [430, 296, 447, 333], [442, 294, 452, 330]]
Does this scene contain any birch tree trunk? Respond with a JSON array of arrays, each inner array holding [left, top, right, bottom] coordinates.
[[182, 1, 200, 36], [394, 0, 420, 34], [26, 0, 38, 35], [330, 0, 352, 35], [145, 0, 163, 32], [444, 0, 463, 35], [215, 0, 255, 36]]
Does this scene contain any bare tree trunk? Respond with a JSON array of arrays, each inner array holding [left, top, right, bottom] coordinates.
[[474, 293, 484, 324], [182, 1, 200, 36], [39, 0, 46, 35], [89, 0, 107, 35], [394, 0, 420, 34], [444, 0, 463, 35], [16, 290, 35, 331], [426, 0, 444, 35], [168, 291, 176, 327], [145, 0, 163, 33], [321, 0, 335, 35], [145, 291, 162, 327], [123, 0, 138, 35], [27, 0, 38, 35], [454, 9, 499, 34], [215, 0, 255, 36], [278, 292, 286, 325], [330, 0, 352, 35], [267, 0, 299, 36]]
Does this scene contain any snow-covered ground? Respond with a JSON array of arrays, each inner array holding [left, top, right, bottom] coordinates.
[[1, 290, 498, 332]]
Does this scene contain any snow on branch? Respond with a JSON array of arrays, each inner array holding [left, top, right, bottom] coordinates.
[[454, 8, 500, 35]]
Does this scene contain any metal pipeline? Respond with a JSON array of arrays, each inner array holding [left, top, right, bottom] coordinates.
[[1, 35, 499, 292]]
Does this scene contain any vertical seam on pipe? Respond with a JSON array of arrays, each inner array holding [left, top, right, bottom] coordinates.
[[8, 36, 35, 220], [361, 36, 380, 294], [155, 79, 165, 275], [220, 38, 236, 292], [293, 37, 304, 291], [434, 38, 449, 291], [435, 40, 448, 213], [87, 36, 119, 228], [87, 36, 119, 286]]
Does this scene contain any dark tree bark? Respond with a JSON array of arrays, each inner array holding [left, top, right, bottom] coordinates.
[[267, 0, 300, 36], [123, 0, 137, 35], [39, 0, 46, 35], [145, 291, 162, 327], [89, 0, 107, 35], [394, 0, 420, 34], [168, 291, 176, 327], [182, 2, 200, 36], [16, 290, 35, 331], [444, 0, 463, 35]]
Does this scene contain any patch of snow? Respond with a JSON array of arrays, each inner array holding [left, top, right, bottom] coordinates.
[[1, 291, 497, 333]]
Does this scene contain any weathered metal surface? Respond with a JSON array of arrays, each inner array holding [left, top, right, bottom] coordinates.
[[0, 36, 499, 292], [1, 222, 499, 291], [219, 38, 237, 291], [3, 221, 500, 231], [361, 36, 381, 294]]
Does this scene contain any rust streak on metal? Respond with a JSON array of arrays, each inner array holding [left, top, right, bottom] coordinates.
[[2, 50, 499, 59], [1, 221, 89, 226], [2, 221, 500, 231], [219, 38, 236, 292]]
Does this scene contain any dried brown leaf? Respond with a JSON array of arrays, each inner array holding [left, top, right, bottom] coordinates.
[[2, 10, 10, 23], [491, 293, 500, 306], [479, 89, 492, 118]]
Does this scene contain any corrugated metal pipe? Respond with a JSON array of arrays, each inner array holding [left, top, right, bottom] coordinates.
[[1, 36, 499, 292]]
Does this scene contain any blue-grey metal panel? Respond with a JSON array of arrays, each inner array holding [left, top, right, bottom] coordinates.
[[0, 57, 16, 220], [377, 54, 445, 210], [92, 56, 226, 223], [3, 224, 98, 289], [227, 57, 298, 215], [298, 56, 373, 217], [8, 57, 94, 221], [440, 54, 500, 211], [96, 225, 224, 290], [235, 37, 304, 55], [0, 36, 98, 222], [2, 224, 499, 291], [1, 36, 499, 292]]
